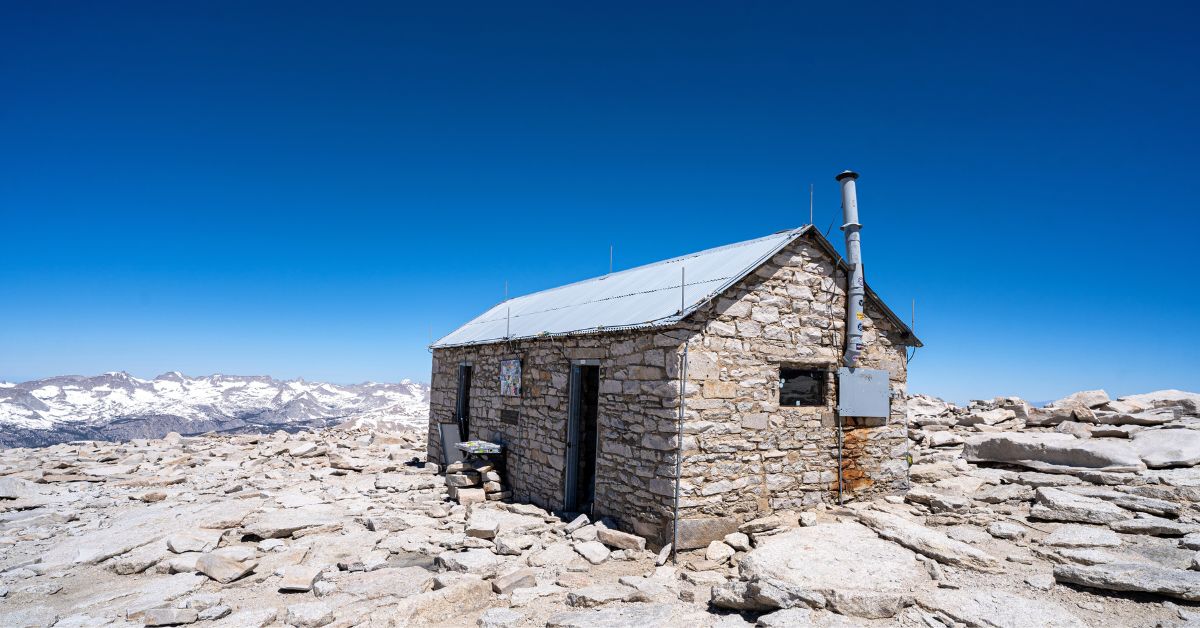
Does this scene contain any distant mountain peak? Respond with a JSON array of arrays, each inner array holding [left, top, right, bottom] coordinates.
[[0, 372, 430, 449]]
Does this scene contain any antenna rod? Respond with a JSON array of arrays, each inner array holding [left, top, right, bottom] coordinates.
[[809, 183, 814, 226], [609, 245, 613, 275], [908, 298, 919, 362], [504, 280, 508, 301], [680, 267, 686, 314]]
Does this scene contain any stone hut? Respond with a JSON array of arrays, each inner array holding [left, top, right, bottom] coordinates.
[[426, 224, 921, 548]]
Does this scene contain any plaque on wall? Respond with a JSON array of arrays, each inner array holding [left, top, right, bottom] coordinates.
[[500, 358, 522, 397], [500, 409, 519, 425]]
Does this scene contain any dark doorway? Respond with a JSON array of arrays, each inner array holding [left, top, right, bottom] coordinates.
[[565, 363, 600, 513], [455, 364, 472, 441]]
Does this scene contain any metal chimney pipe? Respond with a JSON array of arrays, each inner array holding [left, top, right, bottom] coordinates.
[[836, 170, 865, 367]]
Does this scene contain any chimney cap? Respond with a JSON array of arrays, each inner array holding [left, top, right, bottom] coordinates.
[[835, 170, 859, 182]]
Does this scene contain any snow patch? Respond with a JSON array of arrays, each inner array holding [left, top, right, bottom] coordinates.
[[0, 373, 430, 437]]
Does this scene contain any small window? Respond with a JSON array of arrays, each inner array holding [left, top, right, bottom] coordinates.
[[779, 367, 825, 407]]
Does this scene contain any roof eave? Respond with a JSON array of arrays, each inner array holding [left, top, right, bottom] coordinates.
[[666, 225, 921, 347], [800, 228, 924, 347], [429, 316, 684, 350]]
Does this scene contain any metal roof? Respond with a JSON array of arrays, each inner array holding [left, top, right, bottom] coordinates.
[[431, 225, 921, 349]]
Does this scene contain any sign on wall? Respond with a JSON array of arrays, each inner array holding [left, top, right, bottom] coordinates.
[[500, 358, 522, 397]]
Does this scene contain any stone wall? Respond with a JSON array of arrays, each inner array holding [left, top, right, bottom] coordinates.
[[427, 329, 687, 541], [673, 231, 910, 535]]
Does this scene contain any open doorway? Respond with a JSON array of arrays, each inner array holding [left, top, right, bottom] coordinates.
[[455, 364, 472, 442], [565, 363, 599, 513]]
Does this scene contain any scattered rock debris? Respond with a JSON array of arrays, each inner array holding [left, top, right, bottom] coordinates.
[[0, 388, 1196, 626]]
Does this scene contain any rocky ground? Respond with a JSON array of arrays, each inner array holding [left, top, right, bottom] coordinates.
[[1, 388, 1198, 627]]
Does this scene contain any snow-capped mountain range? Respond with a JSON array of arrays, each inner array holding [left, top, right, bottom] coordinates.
[[0, 372, 430, 448]]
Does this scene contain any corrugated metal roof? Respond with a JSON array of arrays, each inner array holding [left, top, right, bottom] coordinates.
[[432, 227, 807, 348], [431, 225, 922, 349]]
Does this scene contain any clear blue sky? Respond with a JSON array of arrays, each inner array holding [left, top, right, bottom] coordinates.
[[2, 2, 1197, 403]]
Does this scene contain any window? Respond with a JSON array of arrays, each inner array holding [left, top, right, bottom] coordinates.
[[779, 367, 826, 407]]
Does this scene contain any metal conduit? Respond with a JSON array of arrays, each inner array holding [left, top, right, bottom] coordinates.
[[671, 267, 689, 563], [671, 342, 688, 563]]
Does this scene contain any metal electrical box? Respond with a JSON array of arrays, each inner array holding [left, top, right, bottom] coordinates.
[[837, 367, 890, 418]]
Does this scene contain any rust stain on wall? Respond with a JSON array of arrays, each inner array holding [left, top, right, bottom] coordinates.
[[831, 427, 874, 494]]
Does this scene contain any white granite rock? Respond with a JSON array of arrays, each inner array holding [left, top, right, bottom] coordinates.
[[1132, 429, 1200, 469], [1030, 488, 1133, 525], [285, 602, 334, 628], [706, 540, 736, 563], [1041, 525, 1122, 548], [574, 541, 611, 565], [965, 433, 1147, 474]]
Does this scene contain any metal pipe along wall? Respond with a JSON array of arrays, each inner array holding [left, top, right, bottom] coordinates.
[[836, 170, 865, 368]]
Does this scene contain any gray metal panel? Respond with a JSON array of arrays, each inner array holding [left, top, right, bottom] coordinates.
[[837, 367, 891, 418], [432, 228, 806, 348], [438, 423, 465, 466]]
